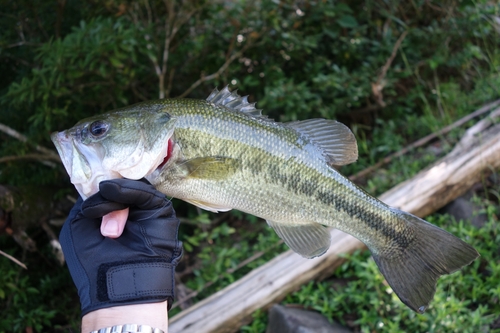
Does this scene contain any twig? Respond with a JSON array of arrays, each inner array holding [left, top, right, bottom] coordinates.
[[378, 31, 408, 85], [0, 249, 27, 269], [157, 0, 175, 99], [226, 240, 284, 275], [40, 220, 65, 265], [175, 273, 195, 310], [425, 0, 447, 13], [371, 31, 408, 107], [0, 123, 60, 158], [165, 68, 176, 98], [6, 41, 40, 48], [156, 2, 199, 99], [177, 27, 265, 98], [349, 103, 381, 115], [0, 154, 60, 164], [171, 239, 283, 309], [177, 46, 249, 98], [349, 99, 500, 182]]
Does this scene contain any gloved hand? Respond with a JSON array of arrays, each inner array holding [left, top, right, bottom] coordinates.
[[60, 178, 183, 316]]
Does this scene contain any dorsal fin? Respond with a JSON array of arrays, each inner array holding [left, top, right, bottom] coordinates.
[[206, 86, 269, 119], [287, 119, 358, 166]]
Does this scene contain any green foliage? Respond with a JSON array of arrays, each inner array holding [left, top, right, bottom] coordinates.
[[0, 270, 56, 332], [0, 0, 499, 331], [0, 242, 80, 332], [4, 17, 151, 138], [240, 309, 268, 333], [169, 213, 288, 317]]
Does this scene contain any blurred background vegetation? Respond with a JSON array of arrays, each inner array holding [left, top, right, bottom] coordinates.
[[0, 0, 499, 332]]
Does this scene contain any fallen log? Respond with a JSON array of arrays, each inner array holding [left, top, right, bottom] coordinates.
[[169, 117, 500, 333], [379, 120, 500, 217]]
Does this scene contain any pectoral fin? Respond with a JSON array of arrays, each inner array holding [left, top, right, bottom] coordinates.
[[183, 157, 239, 180], [266, 220, 331, 258]]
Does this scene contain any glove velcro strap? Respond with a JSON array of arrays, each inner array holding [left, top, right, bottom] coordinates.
[[97, 260, 175, 306]]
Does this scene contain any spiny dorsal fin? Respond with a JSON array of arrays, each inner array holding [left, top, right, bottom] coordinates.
[[207, 86, 269, 120], [287, 119, 358, 166]]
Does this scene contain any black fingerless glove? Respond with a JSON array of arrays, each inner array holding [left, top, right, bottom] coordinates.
[[60, 178, 183, 316]]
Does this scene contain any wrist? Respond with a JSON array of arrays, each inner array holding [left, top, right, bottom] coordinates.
[[82, 301, 168, 333]]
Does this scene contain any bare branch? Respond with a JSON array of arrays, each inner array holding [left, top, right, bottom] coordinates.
[[349, 99, 500, 182], [379, 31, 408, 82], [157, 2, 199, 99], [131, 83, 149, 101], [177, 46, 248, 99], [0, 123, 59, 158], [40, 220, 65, 265], [148, 53, 162, 78], [180, 55, 240, 97], [0, 154, 60, 164], [6, 41, 40, 48], [171, 239, 283, 309], [165, 68, 176, 98], [0, 249, 27, 269], [372, 31, 408, 107], [176, 28, 265, 98]]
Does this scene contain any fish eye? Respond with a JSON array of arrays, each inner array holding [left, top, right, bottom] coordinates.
[[89, 121, 109, 137]]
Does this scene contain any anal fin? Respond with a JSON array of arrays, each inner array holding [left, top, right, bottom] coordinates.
[[266, 220, 331, 258]]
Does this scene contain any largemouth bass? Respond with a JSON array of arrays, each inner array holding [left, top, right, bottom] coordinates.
[[51, 87, 478, 313]]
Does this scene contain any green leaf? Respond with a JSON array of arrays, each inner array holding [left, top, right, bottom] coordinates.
[[27, 287, 39, 294], [337, 15, 358, 28]]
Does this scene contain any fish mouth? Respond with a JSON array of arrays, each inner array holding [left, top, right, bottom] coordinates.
[[51, 130, 99, 199], [50, 131, 71, 171], [51, 130, 114, 199], [51, 129, 175, 199], [50, 130, 87, 182], [51, 110, 176, 199]]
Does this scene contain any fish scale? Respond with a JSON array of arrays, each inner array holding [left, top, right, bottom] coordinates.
[[51, 86, 479, 314], [152, 97, 454, 259]]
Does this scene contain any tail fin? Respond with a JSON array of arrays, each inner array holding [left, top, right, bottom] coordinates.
[[371, 209, 479, 313]]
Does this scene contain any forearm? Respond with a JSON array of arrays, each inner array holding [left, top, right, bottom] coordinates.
[[81, 301, 169, 333]]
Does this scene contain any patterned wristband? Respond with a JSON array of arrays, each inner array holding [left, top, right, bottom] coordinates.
[[90, 324, 164, 333]]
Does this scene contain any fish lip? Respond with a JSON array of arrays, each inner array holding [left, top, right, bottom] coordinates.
[[51, 130, 96, 199], [50, 131, 74, 179]]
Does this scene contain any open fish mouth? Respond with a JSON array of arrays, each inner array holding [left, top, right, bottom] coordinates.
[[51, 131, 77, 180], [51, 130, 106, 199], [51, 129, 174, 199]]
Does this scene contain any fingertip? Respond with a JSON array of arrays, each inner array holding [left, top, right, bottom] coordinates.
[[101, 208, 129, 238], [101, 219, 120, 238]]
